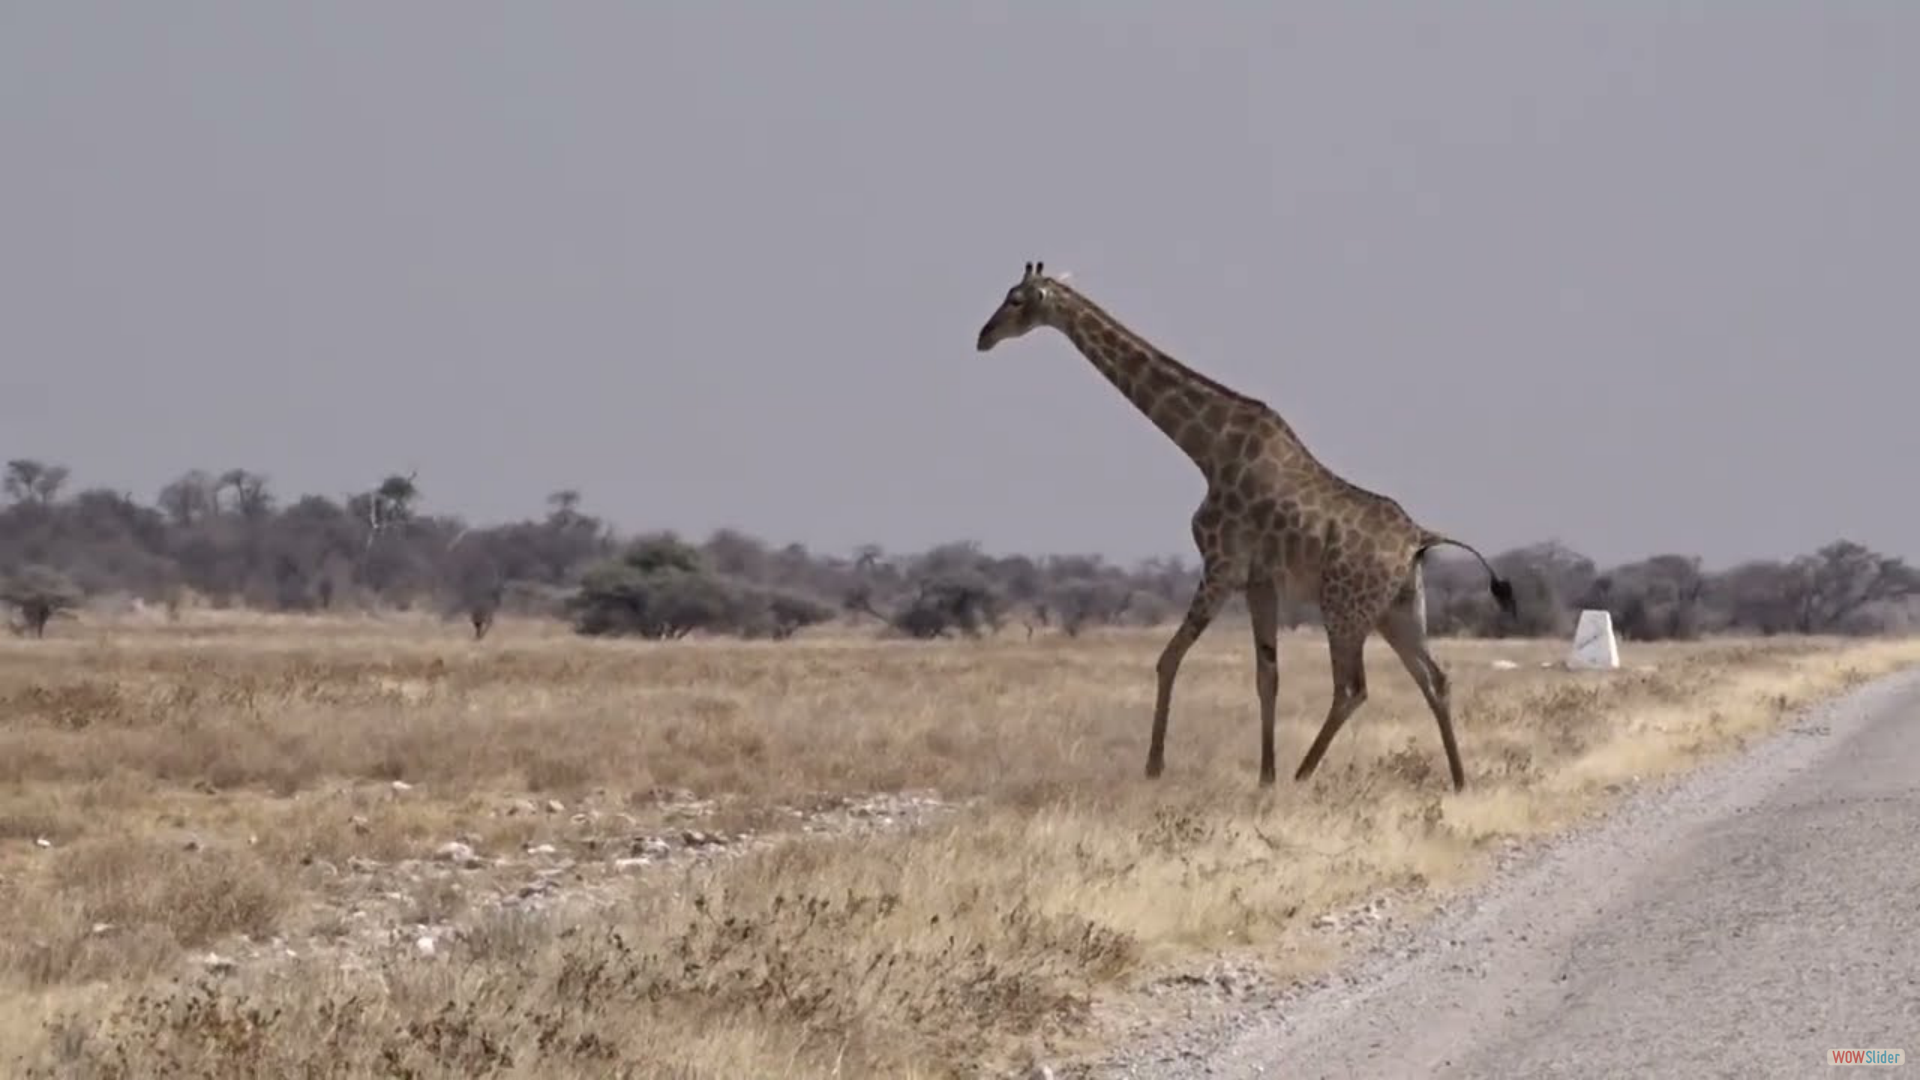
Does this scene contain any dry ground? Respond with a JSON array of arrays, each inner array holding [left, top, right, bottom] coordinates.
[[2, 612, 1916, 1078]]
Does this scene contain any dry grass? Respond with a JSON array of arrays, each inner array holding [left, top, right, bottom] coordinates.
[[1, 611, 1916, 1078]]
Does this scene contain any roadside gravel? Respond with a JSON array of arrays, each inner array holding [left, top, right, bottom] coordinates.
[[1092, 666, 1920, 1079]]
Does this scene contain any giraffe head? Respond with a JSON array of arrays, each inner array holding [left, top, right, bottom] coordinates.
[[976, 261, 1067, 352]]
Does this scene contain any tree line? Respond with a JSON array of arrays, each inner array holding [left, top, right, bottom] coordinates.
[[2, 457, 1915, 642]]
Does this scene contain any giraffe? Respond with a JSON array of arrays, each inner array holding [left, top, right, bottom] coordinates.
[[974, 261, 1516, 791]]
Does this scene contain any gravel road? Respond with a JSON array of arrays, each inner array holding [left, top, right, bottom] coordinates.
[[1097, 667, 1920, 1079]]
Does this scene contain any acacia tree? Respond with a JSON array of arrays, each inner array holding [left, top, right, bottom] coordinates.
[[4, 459, 68, 506], [1788, 540, 1920, 633], [219, 469, 274, 520], [2, 564, 81, 637], [568, 534, 737, 639], [469, 581, 503, 640], [157, 470, 220, 527]]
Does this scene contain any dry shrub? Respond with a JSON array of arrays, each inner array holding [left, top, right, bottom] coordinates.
[[55, 836, 288, 950]]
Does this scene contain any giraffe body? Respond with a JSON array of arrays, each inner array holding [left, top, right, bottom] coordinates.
[[976, 262, 1515, 790]]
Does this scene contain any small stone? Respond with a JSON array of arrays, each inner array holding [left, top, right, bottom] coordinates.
[[545, 799, 565, 814], [202, 952, 236, 974], [391, 780, 413, 793], [350, 815, 371, 835], [33, 837, 51, 849], [415, 936, 437, 957], [435, 841, 480, 867], [90, 922, 113, 936], [614, 857, 651, 872], [526, 843, 558, 857]]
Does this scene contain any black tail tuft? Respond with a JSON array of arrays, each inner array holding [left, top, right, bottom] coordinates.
[[1489, 576, 1517, 618], [1419, 531, 1519, 620]]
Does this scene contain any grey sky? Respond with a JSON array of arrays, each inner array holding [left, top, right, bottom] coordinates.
[[3, 3, 1914, 568]]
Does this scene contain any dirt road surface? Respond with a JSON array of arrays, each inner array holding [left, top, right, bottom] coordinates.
[[1100, 668, 1920, 1079]]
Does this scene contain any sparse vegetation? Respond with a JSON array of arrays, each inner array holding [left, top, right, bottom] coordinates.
[[2, 613, 1917, 1077], [3, 458, 1918, 1074]]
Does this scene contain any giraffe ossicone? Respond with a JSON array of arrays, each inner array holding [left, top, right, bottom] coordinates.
[[975, 261, 1517, 791]]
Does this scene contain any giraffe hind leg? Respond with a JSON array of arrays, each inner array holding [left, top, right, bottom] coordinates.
[[1377, 582, 1465, 790], [1293, 617, 1370, 784]]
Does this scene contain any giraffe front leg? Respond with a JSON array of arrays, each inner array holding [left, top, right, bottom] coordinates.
[[1246, 581, 1281, 786], [1146, 566, 1233, 779]]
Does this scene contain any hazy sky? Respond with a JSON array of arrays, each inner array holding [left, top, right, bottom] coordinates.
[[3, 4, 1915, 568]]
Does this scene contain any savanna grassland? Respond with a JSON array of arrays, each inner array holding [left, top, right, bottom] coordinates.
[[3, 613, 1917, 1078]]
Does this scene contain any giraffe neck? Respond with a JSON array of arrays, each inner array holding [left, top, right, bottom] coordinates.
[[1048, 287, 1263, 468]]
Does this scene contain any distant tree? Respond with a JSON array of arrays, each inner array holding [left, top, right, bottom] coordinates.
[[2, 564, 82, 637], [546, 489, 582, 521], [4, 459, 68, 505], [1048, 575, 1131, 637], [738, 588, 836, 640], [892, 575, 1004, 639], [218, 468, 274, 520], [373, 473, 420, 526], [346, 472, 425, 594], [568, 534, 739, 639], [1583, 553, 1707, 641], [1712, 560, 1800, 636], [444, 540, 506, 640], [1788, 540, 1920, 634], [157, 470, 219, 527], [469, 582, 503, 640], [704, 527, 771, 581]]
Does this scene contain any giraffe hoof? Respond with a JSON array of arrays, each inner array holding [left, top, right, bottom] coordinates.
[[1144, 760, 1164, 780]]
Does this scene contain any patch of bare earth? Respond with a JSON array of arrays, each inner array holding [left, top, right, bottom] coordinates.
[[1, 612, 1915, 1078]]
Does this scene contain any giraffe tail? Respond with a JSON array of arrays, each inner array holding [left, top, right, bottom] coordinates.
[[1417, 531, 1518, 618]]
